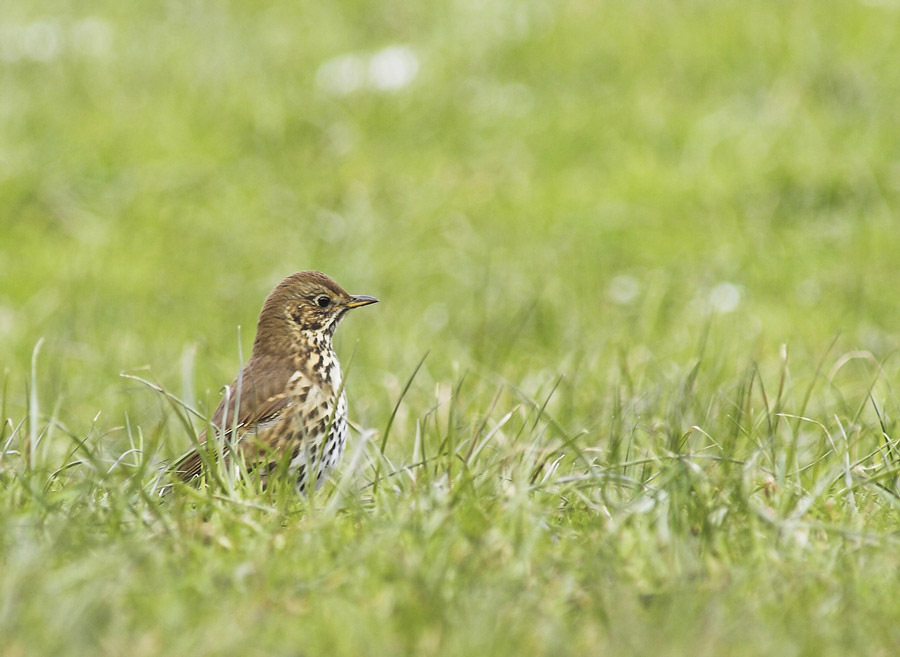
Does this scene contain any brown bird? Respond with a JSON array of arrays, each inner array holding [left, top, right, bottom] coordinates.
[[174, 271, 378, 492]]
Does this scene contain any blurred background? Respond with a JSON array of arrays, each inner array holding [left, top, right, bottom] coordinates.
[[1, 0, 899, 448]]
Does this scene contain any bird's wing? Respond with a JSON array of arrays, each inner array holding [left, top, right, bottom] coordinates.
[[173, 354, 305, 483]]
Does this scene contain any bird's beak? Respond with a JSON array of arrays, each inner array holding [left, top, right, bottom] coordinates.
[[346, 294, 379, 308]]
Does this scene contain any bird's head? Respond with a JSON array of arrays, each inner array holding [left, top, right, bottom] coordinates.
[[253, 271, 378, 354]]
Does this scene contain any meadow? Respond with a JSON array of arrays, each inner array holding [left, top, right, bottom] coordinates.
[[3, 0, 900, 654]]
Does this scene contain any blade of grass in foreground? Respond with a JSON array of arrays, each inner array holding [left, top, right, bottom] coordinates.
[[373, 350, 429, 494]]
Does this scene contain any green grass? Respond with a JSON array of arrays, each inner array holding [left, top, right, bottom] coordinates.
[[3, 0, 900, 654]]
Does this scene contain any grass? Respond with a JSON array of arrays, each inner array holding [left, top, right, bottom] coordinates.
[[3, 0, 900, 654]]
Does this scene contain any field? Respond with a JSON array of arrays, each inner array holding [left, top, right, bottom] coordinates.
[[3, 0, 900, 654]]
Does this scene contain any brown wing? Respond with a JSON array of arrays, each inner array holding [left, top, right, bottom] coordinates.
[[173, 354, 298, 482]]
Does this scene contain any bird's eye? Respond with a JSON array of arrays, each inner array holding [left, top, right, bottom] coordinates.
[[315, 295, 332, 309]]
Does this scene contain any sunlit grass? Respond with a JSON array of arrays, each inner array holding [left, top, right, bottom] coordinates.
[[5, 336, 900, 655]]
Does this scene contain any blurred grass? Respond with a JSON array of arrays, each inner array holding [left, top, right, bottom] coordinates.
[[3, 0, 900, 655]]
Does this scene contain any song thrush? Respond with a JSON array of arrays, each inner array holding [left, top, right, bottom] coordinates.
[[174, 271, 377, 491]]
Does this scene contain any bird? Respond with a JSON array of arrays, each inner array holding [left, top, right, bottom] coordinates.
[[172, 271, 378, 492]]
